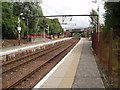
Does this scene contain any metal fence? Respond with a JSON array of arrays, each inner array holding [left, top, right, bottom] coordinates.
[[92, 28, 120, 88]]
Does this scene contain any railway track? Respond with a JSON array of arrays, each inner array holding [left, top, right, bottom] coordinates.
[[2, 38, 79, 89], [2, 40, 68, 74]]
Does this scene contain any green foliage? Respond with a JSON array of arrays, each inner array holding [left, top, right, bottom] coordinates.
[[38, 18, 63, 35], [2, 2, 18, 39], [89, 9, 98, 32], [49, 18, 63, 34], [104, 2, 120, 30], [72, 33, 81, 37], [2, 2, 63, 39], [12, 2, 43, 33]]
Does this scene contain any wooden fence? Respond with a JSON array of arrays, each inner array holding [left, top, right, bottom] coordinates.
[[92, 28, 120, 88]]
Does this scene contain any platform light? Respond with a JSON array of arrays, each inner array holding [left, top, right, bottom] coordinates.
[[17, 13, 23, 45]]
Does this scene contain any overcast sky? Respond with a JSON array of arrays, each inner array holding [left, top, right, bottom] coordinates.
[[40, 0, 105, 30]]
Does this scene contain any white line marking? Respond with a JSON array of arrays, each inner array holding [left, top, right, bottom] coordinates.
[[33, 38, 83, 89]]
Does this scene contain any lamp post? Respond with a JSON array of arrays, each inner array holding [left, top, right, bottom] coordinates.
[[27, 9, 30, 42], [26, 18, 29, 42], [17, 13, 23, 45], [46, 25, 49, 36], [92, 0, 100, 41], [44, 28, 46, 38]]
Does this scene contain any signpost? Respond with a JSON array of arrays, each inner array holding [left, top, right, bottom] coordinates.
[[17, 13, 23, 45], [17, 27, 21, 45]]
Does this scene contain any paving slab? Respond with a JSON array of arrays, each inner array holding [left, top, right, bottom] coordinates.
[[72, 38, 104, 88]]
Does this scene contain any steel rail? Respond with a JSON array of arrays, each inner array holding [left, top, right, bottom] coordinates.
[[6, 40, 77, 88]]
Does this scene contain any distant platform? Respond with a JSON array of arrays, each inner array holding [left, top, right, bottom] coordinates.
[[1, 38, 72, 56]]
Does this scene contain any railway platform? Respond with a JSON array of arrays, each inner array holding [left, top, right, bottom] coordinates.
[[33, 38, 105, 88], [1, 38, 70, 55], [1, 38, 71, 62]]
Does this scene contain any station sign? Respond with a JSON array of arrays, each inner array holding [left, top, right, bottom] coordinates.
[[100, 25, 103, 29], [17, 27, 21, 31]]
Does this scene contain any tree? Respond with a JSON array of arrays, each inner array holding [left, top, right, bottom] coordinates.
[[104, 2, 120, 30], [89, 9, 98, 32], [2, 2, 43, 38], [2, 2, 18, 39], [38, 18, 63, 35], [48, 18, 63, 34], [12, 2, 43, 33], [2, 1, 63, 39]]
